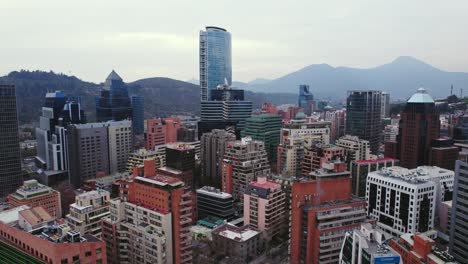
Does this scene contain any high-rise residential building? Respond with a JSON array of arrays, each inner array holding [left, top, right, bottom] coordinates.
[[196, 186, 234, 221], [131, 96, 144, 135], [336, 135, 371, 162], [346, 90, 382, 153], [199, 26, 232, 101], [66, 189, 110, 237], [323, 109, 346, 142], [35, 91, 86, 170], [366, 167, 445, 235], [104, 174, 193, 264], [290, 162, 368, 264], [429, 138, 459, 170], [201, 129, 236, 187], [0, 85, 23, 199], [211, 224, 262, 262], [96, 70, 132, 122], [340, 223, 402, 264], [126, 148, 166, 173], [200, 84, 252, 132], [282, 117, 331, 145], [381, 92, 391, 118], [390, 232, 455, 263], [384, 124, 399, 142], [8, 179, 61, 218], [449, 160, 468, 262], [68, 121, 132, 187], [298, 84, 315, 115], [221, 137, 270, 201], [244, 177, 286, 241], [350, 158, 399, 197], [0, 206, 106, 264], [145, 117, 182, 150], [242, 114, 282, 162], [277, 135, 304, 177], [166, 143, 195, 172], [397, 87, 440, 169], [301, 143, 345, 176]]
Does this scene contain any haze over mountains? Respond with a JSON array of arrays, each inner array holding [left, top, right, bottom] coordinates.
[[233, 56, 468, 100]]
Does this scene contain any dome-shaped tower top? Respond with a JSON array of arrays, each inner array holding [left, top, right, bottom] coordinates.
[[407, 87, 435, 103]]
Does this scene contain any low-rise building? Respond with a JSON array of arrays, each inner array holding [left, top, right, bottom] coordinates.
[[212, 224, 262, 262]]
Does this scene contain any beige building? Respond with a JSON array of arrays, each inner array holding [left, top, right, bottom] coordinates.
[[66, 189, 111, 237], [126, 147, 165, 173], [335, 135, 370, 162], [108, 120, 133, 174], [277, 135, 304, 177]]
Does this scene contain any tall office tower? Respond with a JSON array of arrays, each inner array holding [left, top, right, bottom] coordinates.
[[145, 117, 181, 150], [366, 167, 444, 235], [104, 174, 193, 264], [166, 143, 195, 171], [96, 70, 132, 122], [290, 162, 368, 264], [244, 177, 286, 241], [397, 88, 439, 169], [449, 160, 468, 262], [0, 85, 22, 200], [350, 158, 399, 197], [242, 114, 282, 163], [66, 189, 110, 237], [277, 135, 304, 177], [453, 114, 468, 141], [335, 135, 371, 162], [221, 137, 270, 201], [282, 116, 331, 145], [196, 186, 234, 221], [323, 109, 346, 142], [199, 84, 253, 134], [346, 90, 382, 153], [107, 120, 133, 174], [201, 129, 236, 187], [0, 206, 106, 263], [68, 121, 132, 187], [35, 91, 86, 171], [8, 179, 62, 218], [340, 223, 402, 264], [298, 84, 315, 115], [381, 92, 391, 118], [199, 26, 232, 101], [131, 96, 144, 135]]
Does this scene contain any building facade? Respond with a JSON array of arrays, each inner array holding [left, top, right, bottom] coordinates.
[[345, 90, 382, 153], [298, 84, 315, 116], [131, 96, 144, 135], [336, 135, 371, 163], [196, 186, 234, 221], [212, 224, 262, 262], [242, 114, 282, 163], [0, 85, 23, 200], [199, 26, 232, 101], [350, 158, 399, 197], [96, 70, 132, 122], [449, 160, 468, 262]]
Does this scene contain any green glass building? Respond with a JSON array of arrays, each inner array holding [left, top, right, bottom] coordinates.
[[242, 114, 282, 162]]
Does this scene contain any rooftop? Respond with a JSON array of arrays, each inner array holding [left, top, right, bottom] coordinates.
[[19, 207, 53, 226], [0, 205, 30, 225], [370, 166, 453, 185], [354, 157, 398, 164], [135, 176, 184, 188], [407, 87, 435, 104], [214, 224, 260, 242], [106, 70, 123, 81], [249, 177, 281, 190], [10, 180, 54, 200], [197, 186, 232, 199]]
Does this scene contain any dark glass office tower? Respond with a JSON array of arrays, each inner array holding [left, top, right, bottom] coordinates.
[[131, 96, 144, 135], [96, 70, 132, 122], [298, 84, 315, 115], [345, 90, 382, 153], [0, 85, 23, 200], [450, 160, 468, 262]]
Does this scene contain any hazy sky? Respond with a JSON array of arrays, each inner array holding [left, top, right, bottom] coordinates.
[[1, 0, 468, 83]]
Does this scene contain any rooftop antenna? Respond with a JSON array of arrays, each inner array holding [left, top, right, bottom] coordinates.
[[451, 85, 453, 96], [461, 88, 463, 98]]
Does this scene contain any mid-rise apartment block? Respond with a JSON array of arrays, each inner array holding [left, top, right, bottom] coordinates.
[[66, 189, 110, 237], [145, 117, 181, 150], [335, 135, 371, 162], [221, 137, 270, 201], [196, 186, 234, 221], [244, 177, 286, 240]]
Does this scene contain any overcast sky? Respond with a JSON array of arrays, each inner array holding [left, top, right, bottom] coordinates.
[[1, 0, 467, 83]]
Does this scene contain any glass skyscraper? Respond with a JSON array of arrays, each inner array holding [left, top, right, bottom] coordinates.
[[0, 85, 23, 200], [131, 96, 144, 135], [298, 84, 315, 115], [96, 70, 133, 122], [199, 26, 232, 101]]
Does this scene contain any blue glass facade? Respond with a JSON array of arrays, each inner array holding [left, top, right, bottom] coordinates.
[[96, 70, 133, 122], [131, 96, 144, 135], [298, 84, 315, 115], [200, 26, 232, 101]]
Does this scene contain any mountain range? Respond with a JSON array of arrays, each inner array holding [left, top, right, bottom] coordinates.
[[0, 70, 297, 124], [233, 56, 468, 100]]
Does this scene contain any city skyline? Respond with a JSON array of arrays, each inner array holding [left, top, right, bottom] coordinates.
[[1, 1, 468, 83]]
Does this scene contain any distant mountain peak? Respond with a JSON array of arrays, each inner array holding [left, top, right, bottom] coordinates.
[[388, 56, 436, 69]]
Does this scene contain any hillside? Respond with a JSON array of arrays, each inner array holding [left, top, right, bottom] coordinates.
[[0, 70, 296, 124]]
